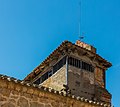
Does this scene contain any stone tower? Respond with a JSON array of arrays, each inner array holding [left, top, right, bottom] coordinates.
[[24, 40, 112, 105]]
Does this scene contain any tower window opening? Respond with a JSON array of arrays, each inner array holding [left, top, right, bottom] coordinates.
[[48, 70, 52, 77], [34, 78, 40, 84], [34, 56, 67, 85], [34, 56, 94, 85], [68, 56, 94, 72], [53, 56, 66, 73], [41, 72, 48, 83]]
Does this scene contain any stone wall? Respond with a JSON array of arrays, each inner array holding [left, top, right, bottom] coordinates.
[[41, 65, 66, 91], [0, 75, 110, 107], [68, 65, 94, 100], [95, 67, 105, 88]]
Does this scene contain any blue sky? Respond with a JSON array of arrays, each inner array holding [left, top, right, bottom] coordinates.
[[0, 0, 120, 106]]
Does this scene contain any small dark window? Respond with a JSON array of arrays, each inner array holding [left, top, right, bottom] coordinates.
[[34, 56, 67, 85], [63, 56, 66, 65], [68, 57, 82, 69], [72, 57, 74, 66], [34, 78, 40, 84], [53, 56, 66, 73], [74, 59, 77, 66], [48, 71, 52, 77], [68, 57, 72, 65], [68, 57, 94, 72], [78, 60, 81, 68], [41, 72, 48, 83]]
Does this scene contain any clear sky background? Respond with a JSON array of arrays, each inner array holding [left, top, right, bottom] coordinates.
[[0, 0, 119, 106]]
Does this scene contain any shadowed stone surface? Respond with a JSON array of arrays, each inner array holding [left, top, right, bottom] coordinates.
[[17, 97, 29, 107], [30, 102, 44, 107], [1, 103, 15, 107]]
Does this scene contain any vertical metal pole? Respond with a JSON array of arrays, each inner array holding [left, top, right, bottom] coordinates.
[[66, 56, 68, 86], [79, 1, 81, 37]]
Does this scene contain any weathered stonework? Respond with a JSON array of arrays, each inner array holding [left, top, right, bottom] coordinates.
[[95, 67, 105, 88], [42, 65, 66, 91], [0, 75, 111, 107], [23, 41, 112, 106], [68, 65, 94, 100]]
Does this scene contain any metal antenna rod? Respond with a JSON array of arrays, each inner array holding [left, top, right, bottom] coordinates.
[[79, 0, 85, 42], [79, 1, 81, 38]]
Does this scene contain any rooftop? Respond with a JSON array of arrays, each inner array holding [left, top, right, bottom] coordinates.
[[24, 40, 112, 81]]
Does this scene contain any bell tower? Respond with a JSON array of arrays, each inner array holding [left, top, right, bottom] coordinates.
[[24, 40, 112, 105]]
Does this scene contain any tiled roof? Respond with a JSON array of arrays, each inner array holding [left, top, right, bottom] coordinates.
[[24, 40, 112, 81], [0, 74, 112, 107]]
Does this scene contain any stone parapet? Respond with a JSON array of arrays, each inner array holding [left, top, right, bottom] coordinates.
[[0, 74, 111, 107]]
